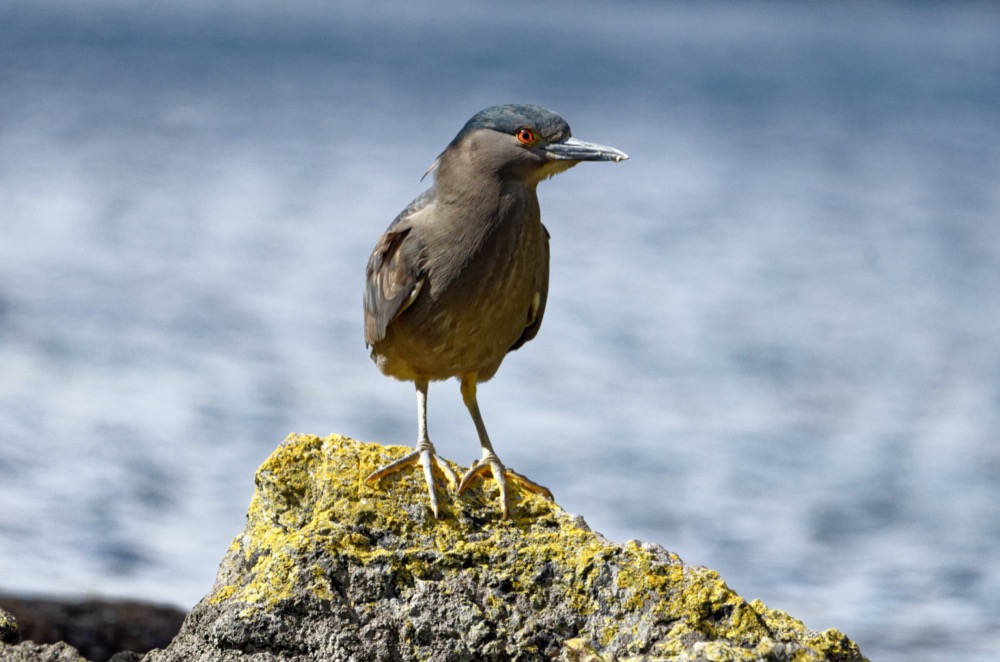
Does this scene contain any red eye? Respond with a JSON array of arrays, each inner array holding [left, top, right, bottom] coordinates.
[[516, 128, 535, 145]]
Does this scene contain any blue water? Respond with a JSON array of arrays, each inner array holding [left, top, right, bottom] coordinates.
[[2, 2, 999, 659]]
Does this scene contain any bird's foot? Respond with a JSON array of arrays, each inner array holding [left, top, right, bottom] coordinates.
[[457, 452, 553, 518], [365, 440, 458, 519]]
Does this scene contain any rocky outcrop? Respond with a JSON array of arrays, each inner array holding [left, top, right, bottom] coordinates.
[[139, 433, 867, 661]]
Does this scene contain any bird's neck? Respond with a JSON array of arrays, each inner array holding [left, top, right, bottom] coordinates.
[[434, 177, 537, 236], [435, 156, 538, 214], [425, 165, 540, 280]]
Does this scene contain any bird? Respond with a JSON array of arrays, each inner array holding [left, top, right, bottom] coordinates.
[[363, 103, 627, 518]]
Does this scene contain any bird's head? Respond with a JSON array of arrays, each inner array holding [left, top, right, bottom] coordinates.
[[432, 104, 628, 185]]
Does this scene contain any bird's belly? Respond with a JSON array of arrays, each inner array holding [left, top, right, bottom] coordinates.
[[371, 275, 534, 382]]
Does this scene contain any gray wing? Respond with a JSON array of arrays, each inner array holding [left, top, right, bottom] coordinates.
[[508, 223, 550, 352], [363, 191, 432, 346]]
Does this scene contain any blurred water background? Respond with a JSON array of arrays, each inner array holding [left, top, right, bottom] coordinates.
[[2, 1, 999, 659]]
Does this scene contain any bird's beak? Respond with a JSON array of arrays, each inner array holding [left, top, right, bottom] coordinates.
[[543, 137, 629, 163]]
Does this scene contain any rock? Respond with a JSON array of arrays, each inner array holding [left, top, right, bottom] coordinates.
[[107, 653, 144, 662], [0, 597, 185, 662], [2, 606, 92, 662], [0, 641, 89, 662], [0, 641, 143, 661], [1, 607, 19, 645], [143, 433, 868, 661]]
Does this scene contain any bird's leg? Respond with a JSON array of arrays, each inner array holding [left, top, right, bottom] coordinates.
[[365, 379, 458, 518], [456, 374, 553, 517]]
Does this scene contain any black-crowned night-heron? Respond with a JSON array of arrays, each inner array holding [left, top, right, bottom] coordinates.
[[364, 104, 627, 518]]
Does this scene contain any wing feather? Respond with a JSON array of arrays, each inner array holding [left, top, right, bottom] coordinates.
[[508, 223, 550, 352], [363, 193, 431, 346]]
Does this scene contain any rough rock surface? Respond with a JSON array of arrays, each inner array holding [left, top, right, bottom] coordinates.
[[141, 433, 867, 661], [0, 640, 88, 662]]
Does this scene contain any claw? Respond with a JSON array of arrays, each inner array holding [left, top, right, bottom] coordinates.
[[506, 468, 553, 500]]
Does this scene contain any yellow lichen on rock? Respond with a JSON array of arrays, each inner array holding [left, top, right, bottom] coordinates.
[[184, 433, 867, 661]]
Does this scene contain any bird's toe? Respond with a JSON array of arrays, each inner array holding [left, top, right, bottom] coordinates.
[[366, 443, 457, 519], [457, 454, 552, 518]]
